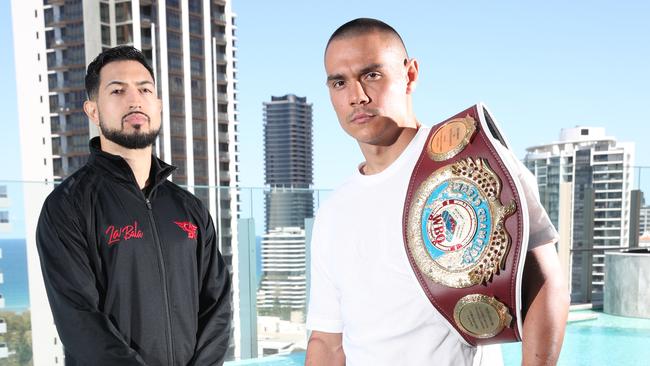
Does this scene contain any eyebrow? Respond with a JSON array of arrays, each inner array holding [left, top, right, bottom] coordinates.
[[359, 63, 384, 75], [104, 80, 155, 89], [325, 63, 385, 84]]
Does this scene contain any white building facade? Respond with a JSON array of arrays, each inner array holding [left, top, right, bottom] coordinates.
[[257, 227, 307, 318], [524, 127, 635, 305]]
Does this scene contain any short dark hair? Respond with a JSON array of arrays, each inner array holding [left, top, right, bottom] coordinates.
[[326, 18, 408, 56], [85, 45, 155, 100]]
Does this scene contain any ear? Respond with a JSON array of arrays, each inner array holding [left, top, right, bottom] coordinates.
[[405, 58, 419, 95], [83, 100, 100, 127]]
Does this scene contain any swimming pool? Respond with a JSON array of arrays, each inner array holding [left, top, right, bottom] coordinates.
[[225, 311, 650, 365], [502, 311, 650, 366]]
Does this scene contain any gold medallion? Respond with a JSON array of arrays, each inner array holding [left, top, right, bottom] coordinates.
[[453, 294, 512, 338], [428, 116, 477, 161]]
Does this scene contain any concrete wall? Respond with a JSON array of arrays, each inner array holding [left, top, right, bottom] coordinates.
[[604, 252, 650, 318]]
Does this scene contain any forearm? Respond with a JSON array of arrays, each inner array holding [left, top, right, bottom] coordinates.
[[306, 333, 345, 366], [521, 246, 570, 366]]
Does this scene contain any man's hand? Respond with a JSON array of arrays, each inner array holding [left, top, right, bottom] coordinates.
[[305, 331, 345, 366], [521, 243, 570, 366]]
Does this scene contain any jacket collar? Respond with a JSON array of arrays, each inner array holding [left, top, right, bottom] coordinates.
[[87, 137, 176, 189]]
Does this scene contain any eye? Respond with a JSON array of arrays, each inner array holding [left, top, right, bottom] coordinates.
[[141, 87, 152, 94], [110, 89, 124, 95], [365, 71, 381, 80], [331, 80, 345, 89]]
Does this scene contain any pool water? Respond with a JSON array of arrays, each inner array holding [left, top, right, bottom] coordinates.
[[502, 311, 650, 366], [225, 353, 304, 366], [226, 311, 650, 365]]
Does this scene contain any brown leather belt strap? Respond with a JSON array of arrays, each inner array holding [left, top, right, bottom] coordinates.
[[402, 104, 529, 346]]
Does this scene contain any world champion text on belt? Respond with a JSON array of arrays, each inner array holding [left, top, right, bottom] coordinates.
[[406, 118, 516, 289], [402, 107, 525, 344]]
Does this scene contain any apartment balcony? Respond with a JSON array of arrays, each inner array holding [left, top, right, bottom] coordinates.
[[213, 34, 227, 44], [0, 343, 7, 359], [217, 112, 229, 122], [592, 160, 624, 165], [216, 73, 228, 83], [140, 14, 152, 27], [212, 14, 227, 25]]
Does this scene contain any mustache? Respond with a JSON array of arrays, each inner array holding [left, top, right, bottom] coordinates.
[[347, 108, 380, 122], [121, 111, 151, 123]]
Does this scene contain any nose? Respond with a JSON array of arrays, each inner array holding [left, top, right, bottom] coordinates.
[[349, 81, 370, 106], [126, 89, 143, 110]]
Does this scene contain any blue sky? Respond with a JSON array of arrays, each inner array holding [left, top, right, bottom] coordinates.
[[234, 0, 650, 191], [1, 0, 649, 199]]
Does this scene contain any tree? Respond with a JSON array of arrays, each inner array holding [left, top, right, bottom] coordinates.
[[0, 310, 33, 366]]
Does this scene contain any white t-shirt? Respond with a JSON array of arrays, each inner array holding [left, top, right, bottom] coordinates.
[[306, 126, 559, 366]]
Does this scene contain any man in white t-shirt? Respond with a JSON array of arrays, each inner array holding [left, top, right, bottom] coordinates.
[[305, 18, 570, 366]]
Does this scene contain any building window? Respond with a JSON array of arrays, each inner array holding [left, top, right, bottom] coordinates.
[[167, 32, 182, 51], [115, 2, 132, 23], [192, 98, 206, 118], [101, 25, 111, 45], [189, 15, 202, 34], [188, 0, 201, 13], [68, 135, 89, 153], [170, 96, 184, 114], [167, 9, 181, 29], [191, 79, 205, 98], [170, 76, 183, 93], [0, 186, 7, 198], [190, 37, 203, 55], [116, 24, 133, 45], [168, 53, 184, 71], [100, 3, 109, 23], [62, 46, 85, 65], [190, 58, 203, 76]]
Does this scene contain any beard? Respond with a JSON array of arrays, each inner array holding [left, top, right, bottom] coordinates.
[[98, 111, 160, 150]]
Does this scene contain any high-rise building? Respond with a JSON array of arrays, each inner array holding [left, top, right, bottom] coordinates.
[[524, 127, 635, 305], [639, 205, 650, 247], [257, 227, 307, 317], [263, 94, 313, 231], [0, 186, 9, 234], [11, 0, 240, 363], [639, 205, 650, 236]]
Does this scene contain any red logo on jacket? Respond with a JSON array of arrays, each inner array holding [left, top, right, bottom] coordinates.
[[105, 221, 144, 246], [175, 221, 198, 239]]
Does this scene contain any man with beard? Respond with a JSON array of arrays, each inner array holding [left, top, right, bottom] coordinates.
[[35, 46, 232, 365]]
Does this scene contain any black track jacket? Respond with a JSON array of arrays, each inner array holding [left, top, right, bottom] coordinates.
[[36, 137, 232, 365]]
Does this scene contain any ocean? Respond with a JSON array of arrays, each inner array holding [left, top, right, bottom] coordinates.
[[0, 238, 30, 312]]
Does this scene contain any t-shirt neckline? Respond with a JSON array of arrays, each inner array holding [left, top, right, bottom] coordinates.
[[354, 126, 429, 184]]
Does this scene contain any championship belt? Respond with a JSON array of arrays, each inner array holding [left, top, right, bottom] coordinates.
[[402, 103, 529, 346]]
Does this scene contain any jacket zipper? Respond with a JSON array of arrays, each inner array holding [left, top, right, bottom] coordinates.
[[145, 197, 176, 365]]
